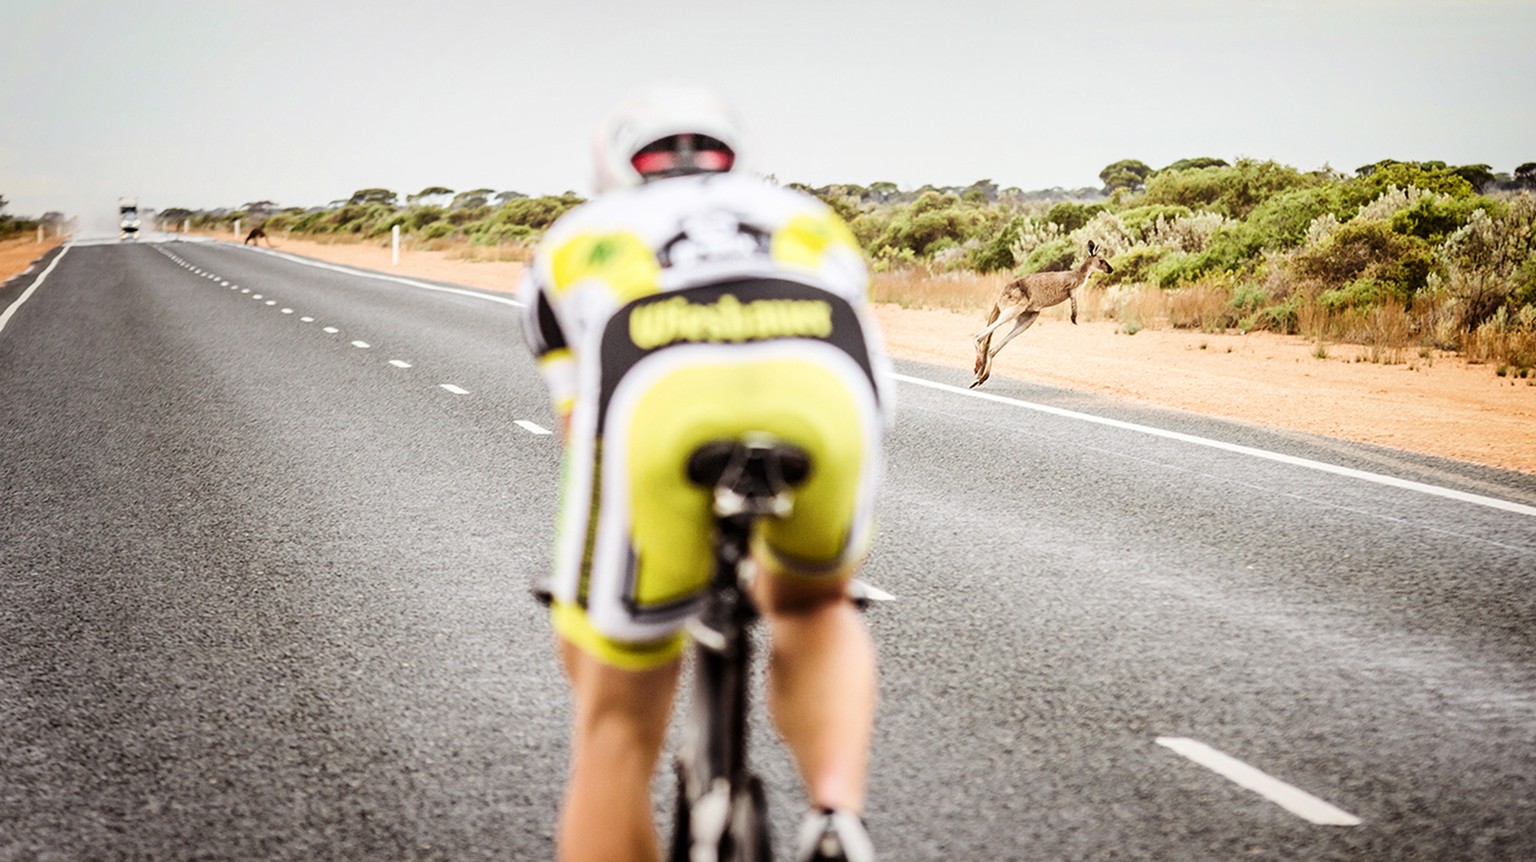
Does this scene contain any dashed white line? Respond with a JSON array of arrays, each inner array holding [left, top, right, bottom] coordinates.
[[322, 326, 339, 334], [515, 420, 552, 435], [439, 384, 470, 396], [388, 359, 412, 369], [300, 316, 315, 323], [281, 308, 294, 314], [1155, 737, 1362, 826], [264, 300, 276, 306], [351, 340, 370, 349]]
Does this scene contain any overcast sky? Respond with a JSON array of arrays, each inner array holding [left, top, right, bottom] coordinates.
[[4, 0, 1534, 226]]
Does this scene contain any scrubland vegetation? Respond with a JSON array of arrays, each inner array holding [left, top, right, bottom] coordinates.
[[161, 157, 1536, 374], [0, 195, 67, 241]]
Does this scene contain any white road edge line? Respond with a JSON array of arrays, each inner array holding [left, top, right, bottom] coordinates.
[[0, 245, 71, 337], [1156, 737, 1362, 826], [515, 420, 552, 435], [244, 246, 524, 307], [895, 373, 1536, 518]]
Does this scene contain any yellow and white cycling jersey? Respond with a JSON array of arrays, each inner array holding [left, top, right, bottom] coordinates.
[[518, 172, 893, 669]]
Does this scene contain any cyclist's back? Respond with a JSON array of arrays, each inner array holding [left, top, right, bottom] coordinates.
[[519, 82, 886, 862]]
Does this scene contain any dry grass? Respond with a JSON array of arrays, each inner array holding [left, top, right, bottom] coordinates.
[[1165, 284, 1232, 333], [1464, 319, 1536, 371], [0, 233, 64, 281], [444, 242, 535, 264], [870, 268, 1007, 314]]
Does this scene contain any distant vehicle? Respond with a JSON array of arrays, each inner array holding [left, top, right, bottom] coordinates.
[[119, 197, 141, 240]]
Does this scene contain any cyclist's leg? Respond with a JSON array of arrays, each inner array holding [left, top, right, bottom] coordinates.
[[754, 572, 877, 814], [556, 639, 681, 862], [737, 352, 881, 817], [546, 363, 707, 862]]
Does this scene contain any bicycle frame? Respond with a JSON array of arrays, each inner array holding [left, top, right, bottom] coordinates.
[[671, 439, 806, 862]]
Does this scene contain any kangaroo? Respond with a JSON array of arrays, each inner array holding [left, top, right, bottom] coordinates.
[[244, 226, 269, 247], [969, 241, 1113, 388]]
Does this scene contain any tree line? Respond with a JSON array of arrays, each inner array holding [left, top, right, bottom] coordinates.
[[161, 155, 1536, 371]]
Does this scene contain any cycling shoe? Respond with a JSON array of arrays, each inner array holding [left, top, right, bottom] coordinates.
[[795, 807, 875, 862]]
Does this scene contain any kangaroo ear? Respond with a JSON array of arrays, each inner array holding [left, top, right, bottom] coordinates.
[[1087, 240, 1097, 255]]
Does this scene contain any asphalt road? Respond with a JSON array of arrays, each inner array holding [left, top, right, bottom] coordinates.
[[3, 238, 1534, 861]]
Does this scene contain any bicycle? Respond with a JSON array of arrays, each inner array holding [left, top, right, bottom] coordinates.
[[534, 434, 876, 861], [669, 435, 808, 862]]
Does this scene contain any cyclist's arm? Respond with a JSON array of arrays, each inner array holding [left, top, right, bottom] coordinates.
[[517, 268, 577, 432]]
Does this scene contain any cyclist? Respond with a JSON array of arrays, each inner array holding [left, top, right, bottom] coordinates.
[[518, 82, 891, 862]]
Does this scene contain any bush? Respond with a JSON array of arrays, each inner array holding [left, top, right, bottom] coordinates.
[[419, 221, 455, 241], [1347, 161, 1475, 208], [1439, 197, 1536, 328], [1043, 201, 1105, 232], [1020, 238, 1076, 273], [869, 192, 1001, 260], [1291, 219, 1439, 302], [1117, 204, 1193, 241], [1142, 159, 1315, 218], [1245, 185, 1349, 249], [1103, 245, 1173, 285], [470, 222, 537, 246], [970, 215, 1026, 272], [1390, 194, 1490, 243]]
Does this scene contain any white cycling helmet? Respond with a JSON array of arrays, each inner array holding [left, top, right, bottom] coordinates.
[[591, 82, 742, 193]]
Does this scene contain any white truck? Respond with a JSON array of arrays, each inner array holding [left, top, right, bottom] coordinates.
[[119, 197, 141, 239]]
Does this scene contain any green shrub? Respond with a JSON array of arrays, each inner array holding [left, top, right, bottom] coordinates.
[[493, 194, 583, 229], [970, 215, 1026, 272], [1020, 238, 1076, 273], [405, 206, 447, 231], [869, 192, 1000, 260], [1148, 251, 1199, 287], [1103, 245, 1172, 284], [1190, 223, 1265, 275], [1117, 205, 1193, 241], [1347, 161, 1476, 208], [1247, 294, 1302, 333], [1389, 194, 1489, 243], [1228, 280, 1273, 318], [1292, 219, 1439, 301], [1043, 201, 1105, 232], [1143, 159, 1316, 219], [471, 222, 537, 245], [1319, 278, 1393, 313], [419, 221, 455, 240], [1245, 185, 1349, 249]]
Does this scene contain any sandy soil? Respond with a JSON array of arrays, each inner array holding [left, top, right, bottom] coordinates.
[[0, 234, 64, 287], [8, 232, 1534, 475]]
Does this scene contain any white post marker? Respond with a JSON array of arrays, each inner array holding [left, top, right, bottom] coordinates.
[[1156, 737, 1362, 826], [392, 225, 400, 266], [234, 218, 241, 240], [37, 224, 44, 243]]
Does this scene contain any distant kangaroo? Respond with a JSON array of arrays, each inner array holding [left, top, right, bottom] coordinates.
[[969, 241, 1113, 389], [244, 226, 269, 246]]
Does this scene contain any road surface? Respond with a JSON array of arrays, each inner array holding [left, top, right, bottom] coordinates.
[[3, 238, 1534, 860]]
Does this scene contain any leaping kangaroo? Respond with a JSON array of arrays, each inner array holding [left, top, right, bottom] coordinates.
[[969, 241, 1114, 389]]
